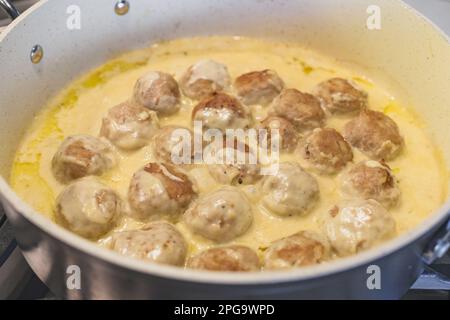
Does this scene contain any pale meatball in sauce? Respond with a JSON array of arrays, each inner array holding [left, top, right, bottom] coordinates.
[[324, 199, 396, 256], [183, 187, 253, 242], [52, 134, 117, 183], [259, 162, 320, 217], [188, 245, 261, 272], [192, 92, 252, 131], [111, 221, 187, 266], [152, 125, 195, 165], [180, 59, 231, 100], [100, 101, 160, 150], [133, 71, 181, 115], [207, 138, 261, 185], [56, 177, 122, 239]]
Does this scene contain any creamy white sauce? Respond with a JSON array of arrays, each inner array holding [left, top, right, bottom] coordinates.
[[10, 36, 448, 260]]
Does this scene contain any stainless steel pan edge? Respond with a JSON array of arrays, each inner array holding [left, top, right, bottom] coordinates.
[[0, 0, 449, 299]]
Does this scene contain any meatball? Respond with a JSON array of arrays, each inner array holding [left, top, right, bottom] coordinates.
[[300, 128, 353, 174], [180, 59, 231, 100], [259, 162, 319, 216], [257, 116, 299, 152], [127, 163, 197, 220], [183, 187, 253, 242], [52, 135, 117, 183], [100, 101, 160, 150], [133, 71, 181, 115], [152, 126, 195, 165], [56, 177, 121, 238], [234, 69, 284, 105], [314, 78, 368, 114], [269, 89, 325, 131], [343, 110, 404, 160], [188, 245, 260, 272], [207, 138, 261, 185], [324, 199, 396, 256], [192, 92, 252, 131], [111, 222, 187, 266], [264, 231, 330, 270], [340, 160, 400, 207]]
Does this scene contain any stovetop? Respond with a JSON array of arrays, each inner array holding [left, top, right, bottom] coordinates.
[[0, 0, 450, 300]]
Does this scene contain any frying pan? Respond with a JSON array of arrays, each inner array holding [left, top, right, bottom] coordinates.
[[0, 0, 449, 299]]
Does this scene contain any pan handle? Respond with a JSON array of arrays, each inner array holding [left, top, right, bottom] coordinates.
[[410, 217, 450, 291], [422, 218, 450, 265], [0, 0, 20, 20]]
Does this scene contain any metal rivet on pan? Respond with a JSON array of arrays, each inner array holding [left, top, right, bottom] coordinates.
[[30, 44, 43, 64], [114, 0, 130, 16]]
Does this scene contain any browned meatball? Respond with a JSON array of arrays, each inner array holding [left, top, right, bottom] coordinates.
[[257, 116, 299, 152], [128, 163, 197, 220], [133, 71, 181, 115], [180, 60, 231, 100], [100, 101, 160, 150], [111, 222, 187, 266], [188, 245, 261, 272], [56, 177, 122, 239], [192, 92, 252, 131], [343, 110, 404, 160], [152, 126, 195, 165], [52, 135, 117, 183], [314, 78, 368, 114], [234, 69, 284, 105], [300, 128, 353, 174], [340, 160, 400, 207], [264, 231, 330, 270], [269, 88, 325, 131]]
